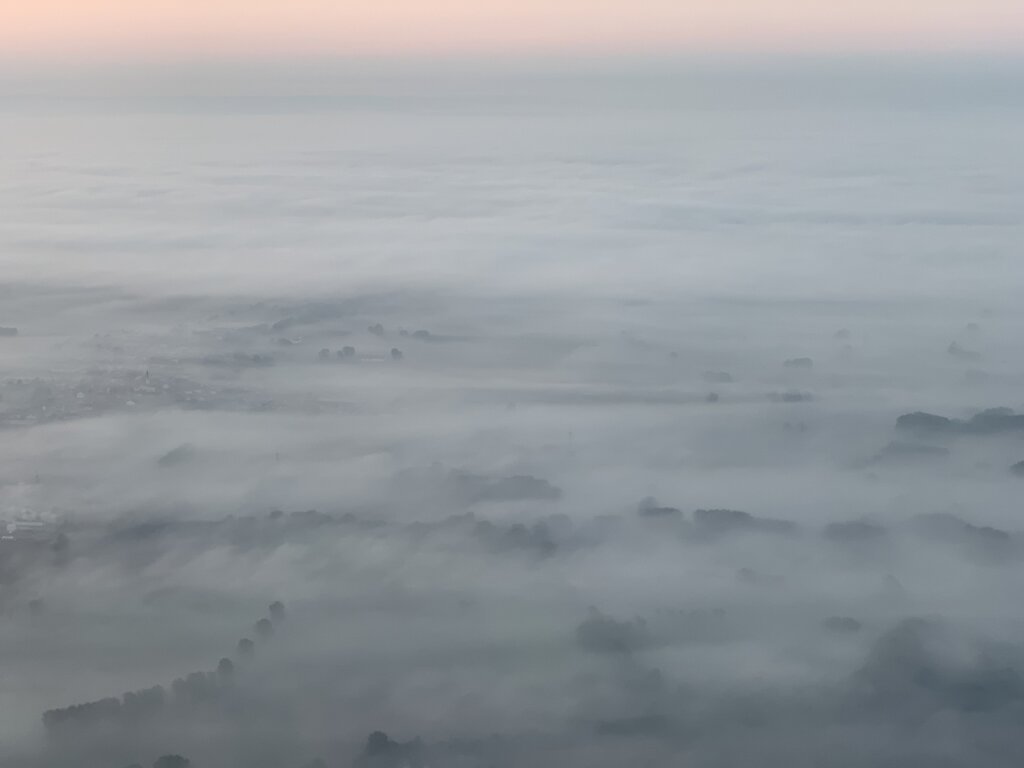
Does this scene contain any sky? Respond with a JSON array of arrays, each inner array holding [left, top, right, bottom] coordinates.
[[4, 0, 1024, 62]]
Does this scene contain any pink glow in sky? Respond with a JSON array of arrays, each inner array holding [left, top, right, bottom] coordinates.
[[4, 0, 1024, 60]]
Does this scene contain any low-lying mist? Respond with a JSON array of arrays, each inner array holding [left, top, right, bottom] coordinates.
[[2, 59, 1024, 767]]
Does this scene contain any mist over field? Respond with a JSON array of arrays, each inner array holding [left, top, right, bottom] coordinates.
[[2, 58, 1024, 768]]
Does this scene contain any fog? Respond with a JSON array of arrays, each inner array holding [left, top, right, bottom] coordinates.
[[2, 58, 1024, 767]]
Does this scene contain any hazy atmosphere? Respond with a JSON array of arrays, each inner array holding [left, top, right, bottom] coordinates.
[[3, 3, 1024, 766]]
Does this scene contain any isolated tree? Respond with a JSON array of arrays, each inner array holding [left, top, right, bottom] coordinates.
[[153, 756, 191, 768], [217, 657, 235, 683], [237, 637, 255, 657], [255, 617, 273, 639], [366, 731, 397, 756], [269, 600, 286, 623]]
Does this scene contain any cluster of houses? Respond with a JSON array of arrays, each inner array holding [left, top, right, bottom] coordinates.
[[0, 510, 57, 542]]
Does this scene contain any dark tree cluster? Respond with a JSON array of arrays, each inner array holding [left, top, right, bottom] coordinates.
[[633, 500, 798, 540], [319, 346, 357, 362], [693, 508, 798, 538], [768, 390, 814, 403], [625, 498, 1024, 568], [470, 518, 560, 558], [896, 407, 1024, 436], [910, 513, 1016, 562], [637, 497, 683, 519], [948, 341, 981, 360], [354, 731, 427, 768], [853, 618, 1024, 713], [575, 608, 651, 654]]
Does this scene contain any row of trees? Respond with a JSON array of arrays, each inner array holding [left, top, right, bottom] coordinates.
[[43, 602, 285, 733]]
